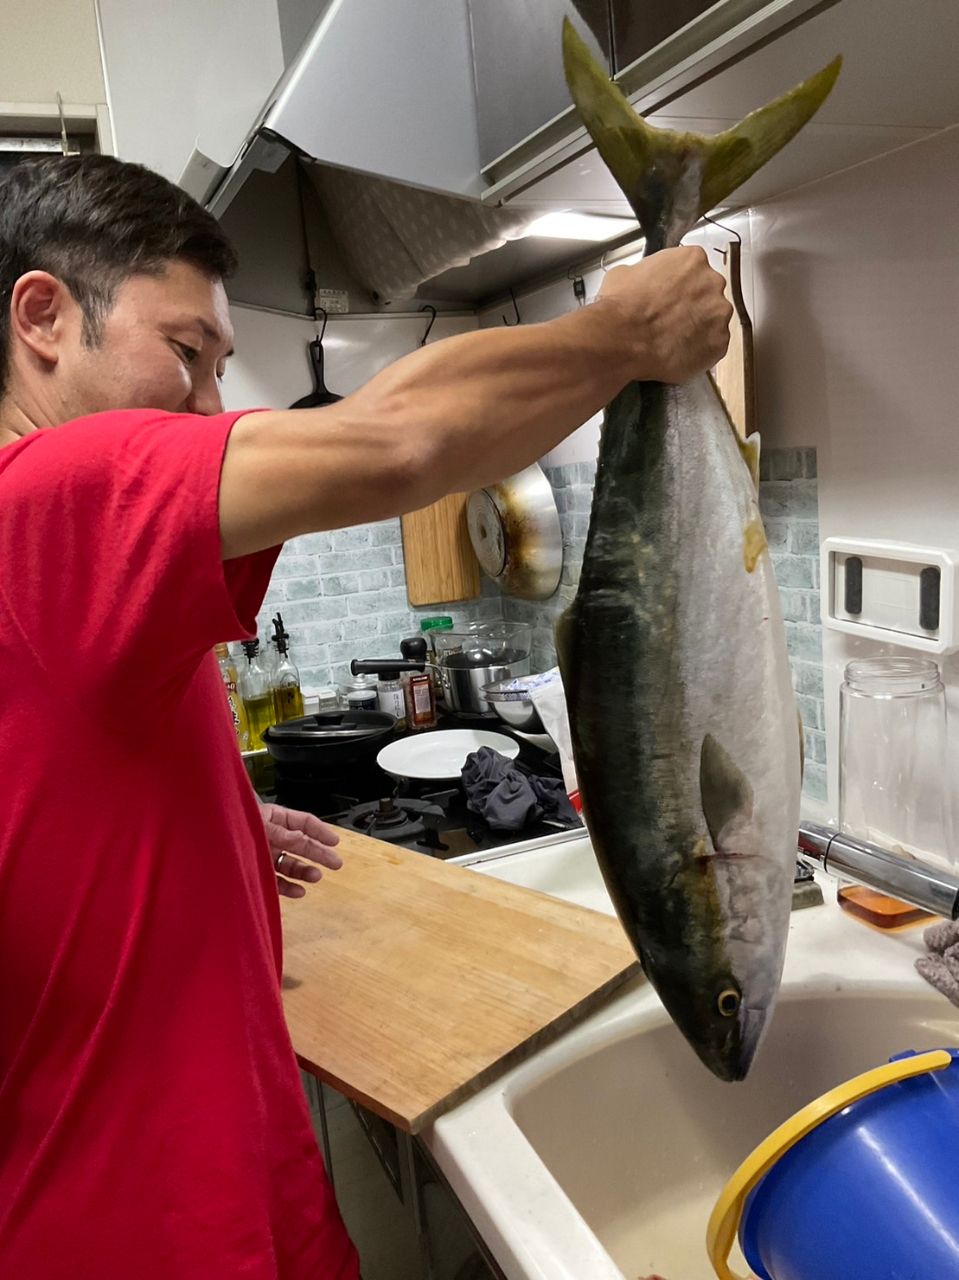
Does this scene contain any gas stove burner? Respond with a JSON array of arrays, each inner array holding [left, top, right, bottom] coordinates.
[[334, 796, 449, 853]]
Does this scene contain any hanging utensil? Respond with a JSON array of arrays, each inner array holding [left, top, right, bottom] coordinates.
[[290, 307, 342, 409], [289, 159, 343, 410]]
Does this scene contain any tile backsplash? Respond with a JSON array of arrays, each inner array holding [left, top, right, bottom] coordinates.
[[259, 448, 824, 800], [255, 521, 502, 692]]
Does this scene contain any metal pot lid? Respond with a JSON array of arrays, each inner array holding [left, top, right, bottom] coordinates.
[[264, 711, 395, 742], [466, 462, 563, 601]]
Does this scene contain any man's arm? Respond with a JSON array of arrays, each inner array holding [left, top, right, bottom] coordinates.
[[219, 246, 732, 559]]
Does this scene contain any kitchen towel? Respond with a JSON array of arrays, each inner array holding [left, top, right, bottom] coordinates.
[[462, 746, 579, 833]]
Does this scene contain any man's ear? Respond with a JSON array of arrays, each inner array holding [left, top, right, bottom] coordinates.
[[9, 271, 78, 370]]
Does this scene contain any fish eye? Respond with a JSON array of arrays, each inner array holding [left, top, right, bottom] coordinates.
[[717, 987, 741, 1018]]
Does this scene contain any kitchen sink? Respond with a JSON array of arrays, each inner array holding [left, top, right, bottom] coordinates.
[[509, 989, 959, 1280], [431, 833, 959, 1280]]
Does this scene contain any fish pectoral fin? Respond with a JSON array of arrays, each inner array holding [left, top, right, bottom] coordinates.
[[700, 733, 755, 853]]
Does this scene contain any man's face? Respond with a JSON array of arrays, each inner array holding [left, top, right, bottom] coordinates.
[[59, 258, 234, 420]]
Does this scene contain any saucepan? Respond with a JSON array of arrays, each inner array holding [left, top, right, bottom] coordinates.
[[433, 622, 532, 714]]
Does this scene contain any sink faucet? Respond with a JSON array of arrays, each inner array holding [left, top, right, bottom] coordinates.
[[798, 822, 959, 920]]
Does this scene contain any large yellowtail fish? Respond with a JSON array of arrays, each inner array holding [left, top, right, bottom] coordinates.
[[557, 20, 840, 1081]]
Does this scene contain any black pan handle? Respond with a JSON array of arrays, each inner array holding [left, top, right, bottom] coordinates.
[[350, 659, 426, 676]]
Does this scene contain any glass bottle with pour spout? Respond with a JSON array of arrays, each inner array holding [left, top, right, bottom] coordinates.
[[238, 639, 275, 747], [271, 613, 304, 723]]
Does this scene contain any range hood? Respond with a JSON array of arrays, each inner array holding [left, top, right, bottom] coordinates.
[[184, 0, 959, 309]]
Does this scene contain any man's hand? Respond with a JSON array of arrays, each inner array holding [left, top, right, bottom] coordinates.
[[597, 245, 733, 384], [260, 803, 343, 899]]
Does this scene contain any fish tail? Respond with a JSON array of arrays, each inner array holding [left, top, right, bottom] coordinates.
[[562, 18, 840, 249]]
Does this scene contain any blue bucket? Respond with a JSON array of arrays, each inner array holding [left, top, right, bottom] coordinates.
[[708, 1048, 959, 1280]]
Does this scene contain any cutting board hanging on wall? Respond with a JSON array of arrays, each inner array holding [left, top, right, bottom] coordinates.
[[713, 239, 755, 441], [401, 494, 481, 606]]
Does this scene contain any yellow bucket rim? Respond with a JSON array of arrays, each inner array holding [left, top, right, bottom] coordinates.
[[706, 1048, 953, 1280]]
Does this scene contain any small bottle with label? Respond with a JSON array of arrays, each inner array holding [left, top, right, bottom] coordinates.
[[399, 636, 437, 731], [403, 670, 437, 731], [215, 642, 251, 750], [376, 671, 408, 731]]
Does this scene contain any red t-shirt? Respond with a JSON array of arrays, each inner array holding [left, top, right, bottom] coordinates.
[[0, 410, 358, 1279]]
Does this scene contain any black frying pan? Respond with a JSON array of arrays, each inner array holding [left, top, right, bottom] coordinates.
[[289, 309, 342, 410]]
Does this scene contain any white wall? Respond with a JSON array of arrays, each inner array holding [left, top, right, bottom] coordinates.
[[1, 0, 105, 104], [220, 304, 476, 410], [749, 123, 959, 818]]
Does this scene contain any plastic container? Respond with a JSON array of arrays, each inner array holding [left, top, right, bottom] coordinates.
[[708, 1047, 958, 1280], [839, 656, 953, 928], [345, 674, 378, 712]]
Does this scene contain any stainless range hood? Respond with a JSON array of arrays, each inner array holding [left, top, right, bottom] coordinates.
[[182, 0, 959, 311]]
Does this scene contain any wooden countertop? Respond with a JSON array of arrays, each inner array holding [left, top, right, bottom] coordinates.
[[279, 829, 638, 1133]]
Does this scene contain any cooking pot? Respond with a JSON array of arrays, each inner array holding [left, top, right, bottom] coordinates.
[[263, 710, 395, 770], [433, 623, 532, 713]]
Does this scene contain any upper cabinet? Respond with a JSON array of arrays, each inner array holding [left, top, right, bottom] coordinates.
[[97, 0, 287, 181], [611, 0, 719, 72], [469, 0, 612, 169]]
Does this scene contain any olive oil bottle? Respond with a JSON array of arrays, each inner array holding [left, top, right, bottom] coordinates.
[[271, 614, 304, 723], [238, 639, 275, 747]]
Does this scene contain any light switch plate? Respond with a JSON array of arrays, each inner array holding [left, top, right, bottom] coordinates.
[[821, 538, 959, 654]]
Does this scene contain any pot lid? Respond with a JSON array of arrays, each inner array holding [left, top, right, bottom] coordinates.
[[264, 711, 395, 742]]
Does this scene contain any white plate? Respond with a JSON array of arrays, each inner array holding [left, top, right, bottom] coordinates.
[[377, 729, 519, 781]]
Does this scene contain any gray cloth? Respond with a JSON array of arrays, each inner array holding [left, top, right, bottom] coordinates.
[[461, 746, 580, 833], [915, 919, 959, 1007]]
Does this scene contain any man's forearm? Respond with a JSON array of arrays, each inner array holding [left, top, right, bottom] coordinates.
[[219, 248, 731, 558], [339, 301, 630, 509]]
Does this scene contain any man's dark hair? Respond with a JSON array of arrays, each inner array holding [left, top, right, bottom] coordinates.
[[0, 152, 237, 397]]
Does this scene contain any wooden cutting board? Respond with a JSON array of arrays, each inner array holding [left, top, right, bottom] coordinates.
[[713, 239, 756, 441], [280, 829, 639, 1133], [401, 493, 481, 606]]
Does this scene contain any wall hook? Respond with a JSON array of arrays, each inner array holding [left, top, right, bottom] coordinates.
[[419, 304, 437, 347], [700, 212, 742, 262], [314, 305, 329, 343], [567, 266, 587, 306], [502, 288, 522, 326]]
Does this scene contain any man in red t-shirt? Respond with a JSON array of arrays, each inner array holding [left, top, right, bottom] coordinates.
[[0, 154, 730, 1278]]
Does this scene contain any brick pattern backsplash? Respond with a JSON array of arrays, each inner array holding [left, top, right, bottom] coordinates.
[[254, 519, 502, 693], [253, 448, 824, 801]]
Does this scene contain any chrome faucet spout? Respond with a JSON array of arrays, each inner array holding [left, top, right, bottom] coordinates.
[[798, 822, 959, 921]]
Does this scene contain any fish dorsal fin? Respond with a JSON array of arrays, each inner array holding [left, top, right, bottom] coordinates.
[[739, 432, 761, 490], [700, 733, 754, 850], [562, 18, 840, 244]]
